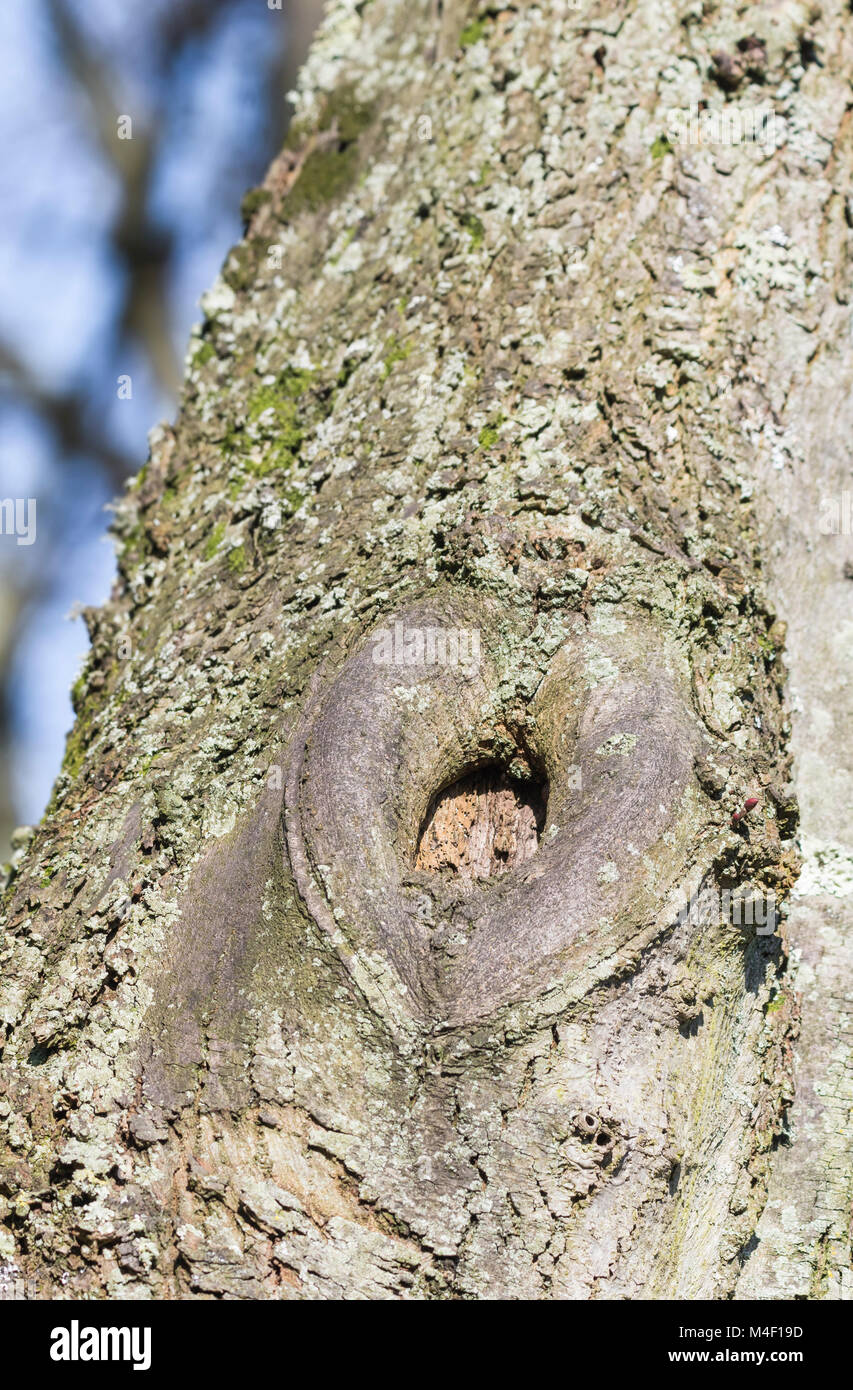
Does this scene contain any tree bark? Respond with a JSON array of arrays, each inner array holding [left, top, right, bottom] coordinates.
[[1, 0, 851, 1300]]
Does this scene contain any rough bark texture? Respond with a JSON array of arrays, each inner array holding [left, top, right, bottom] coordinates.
[[1, 0, 851, 1300]]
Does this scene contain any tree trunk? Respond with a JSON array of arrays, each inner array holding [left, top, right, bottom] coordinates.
[[1, 0, 851, 1300]]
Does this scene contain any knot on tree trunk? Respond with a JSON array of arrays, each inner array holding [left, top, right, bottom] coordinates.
[[285, 591, 703, 1027]]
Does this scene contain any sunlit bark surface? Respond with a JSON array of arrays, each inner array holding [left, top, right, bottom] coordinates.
[[1, 0, 851, 1299]]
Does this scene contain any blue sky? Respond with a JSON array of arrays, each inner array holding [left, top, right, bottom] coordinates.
[[0, 0, 292, 831]]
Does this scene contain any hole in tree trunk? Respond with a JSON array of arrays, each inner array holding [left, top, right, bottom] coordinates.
[[414, 764, 547, 880]]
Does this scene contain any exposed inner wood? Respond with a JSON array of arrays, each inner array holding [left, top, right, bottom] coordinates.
[[415, 767, 546, 879]]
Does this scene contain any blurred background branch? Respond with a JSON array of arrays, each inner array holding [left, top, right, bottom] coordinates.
[[0, 0, 323, 861]]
